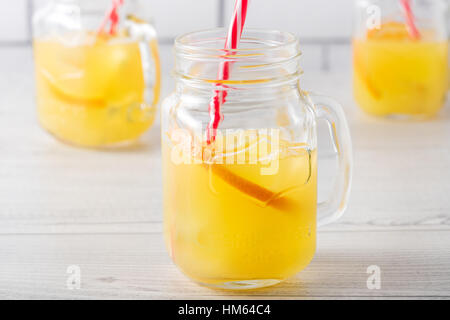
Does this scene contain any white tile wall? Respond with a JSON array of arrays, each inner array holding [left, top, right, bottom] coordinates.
[[223, 0, 354, 40], [26, 0, 220, 40], [3, 0, 450, 43], [1, 0, 448, 73], [147, 0, 220, 39], [0, 0, 358, 43], [329, 44, 353, 72], [0, 0, 29, 43]]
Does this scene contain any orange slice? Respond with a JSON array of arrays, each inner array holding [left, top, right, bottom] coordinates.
[[206, 164, 298, 212], [35, 34, 147, 108], [353, 41, 382, 100]]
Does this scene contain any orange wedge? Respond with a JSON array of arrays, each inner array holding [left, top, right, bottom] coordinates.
[[34, 35, 148, 108], [205, 164, 298, 212], [354, 22, 414, 100], [353, 41, 382, 100]]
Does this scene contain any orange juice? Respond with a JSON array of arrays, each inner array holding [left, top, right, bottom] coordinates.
[[34, 32, 161, 147], [353, 22, 448, 117], [162, 130, 317, 286]]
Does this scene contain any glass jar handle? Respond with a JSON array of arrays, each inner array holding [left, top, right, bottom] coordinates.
[[309, 93, 353, 227], [146, 37, 161, 107], [134, 22, 161, 108]]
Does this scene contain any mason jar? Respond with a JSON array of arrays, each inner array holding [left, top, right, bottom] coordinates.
[[33, 0, 161, 147], [353, 0, 448, 118], [161, 29, 353, 289]]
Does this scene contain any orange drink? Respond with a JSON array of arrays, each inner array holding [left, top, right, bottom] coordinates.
[[163, 130, 317, 286], [162, 29, 353, 290], [353, 22, 448, 118], [33, 1, 161, 147], [34, 33, 161, 147]]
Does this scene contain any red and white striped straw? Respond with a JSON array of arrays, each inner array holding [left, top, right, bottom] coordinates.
[[98, 0, 125, 35], [400, 0, 421, 39], [206, 0, 250, 144]]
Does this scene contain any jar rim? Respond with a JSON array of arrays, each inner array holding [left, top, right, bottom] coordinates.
[[173, 28, 303, 88], [175, 28, 299, 55], [355, 0, 448, 9]]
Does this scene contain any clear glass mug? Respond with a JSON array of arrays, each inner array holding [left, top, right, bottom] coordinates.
[[162, 29, 353, 289], [353, 0, 448, 118], [33, 0, 161, 147]]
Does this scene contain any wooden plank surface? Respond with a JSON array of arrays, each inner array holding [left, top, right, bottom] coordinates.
[[1, 231, 449, 299], [0, 46, 449, 299]]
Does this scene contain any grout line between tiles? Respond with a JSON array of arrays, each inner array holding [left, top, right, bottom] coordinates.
[[218, 0, 225, 27], [321, 44, 331, 72], [26, 0, 34, 42]]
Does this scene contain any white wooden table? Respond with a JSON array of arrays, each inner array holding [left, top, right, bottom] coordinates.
[[1, 46, 449, 299]]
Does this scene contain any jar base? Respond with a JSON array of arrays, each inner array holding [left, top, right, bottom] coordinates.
[[41, 124, 148, 150], [196, 279, 282, 291], [360, 110, 439, 122], [38, 115, 154, 150], [383, 113, 438, 121]]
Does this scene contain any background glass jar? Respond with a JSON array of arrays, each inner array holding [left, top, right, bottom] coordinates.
[[162, 29, 353, 289], [353, 0, 448, 118], [33, 0, 161, 147]]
